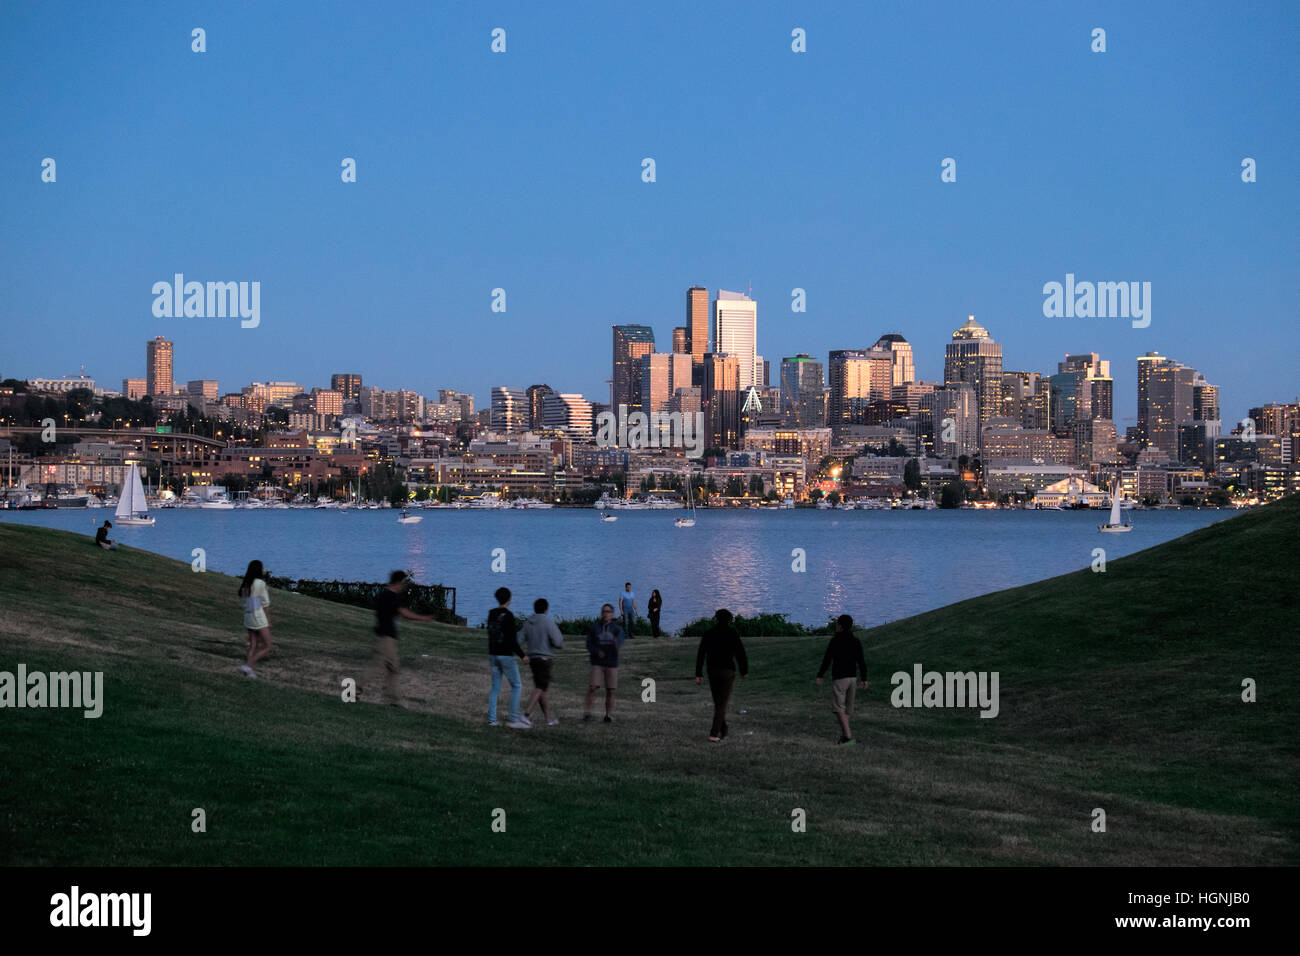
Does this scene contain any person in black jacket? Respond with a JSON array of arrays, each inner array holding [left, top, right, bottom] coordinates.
[[816, 613, 868, 744], [694, 608, 748, 742], [648, 589, 663, 637]]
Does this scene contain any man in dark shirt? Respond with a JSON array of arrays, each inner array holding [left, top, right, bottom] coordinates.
[[363, 570, 435, 707], [94, 521, 116, 550], [487, 587, 529, 728], [816, 613, 868, 744], [584, 603, 626, 723], [695, 608, 748, 741]]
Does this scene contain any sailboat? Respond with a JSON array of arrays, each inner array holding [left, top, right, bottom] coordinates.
[[1098, 476, 1132, 533], [115, 463, 155, 526], [675, 489, 697, 528]]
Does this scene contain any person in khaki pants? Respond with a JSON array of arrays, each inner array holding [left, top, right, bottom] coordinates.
[[815, 614, 868, 745], [363, 570, 435, 706]]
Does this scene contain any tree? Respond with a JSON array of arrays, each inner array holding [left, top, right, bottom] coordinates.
[[748, 474, 764, 495], [957, 454, 970, 472], [939, 482, 964, 509], [611, 471, 626, 496], [903, 457, 921, 492], [809, 488, 824, 501], [725, 475, 745, 497], [646, 472, 657, 491], [827, 491, 841, 506], [706, 476, 719, 494]]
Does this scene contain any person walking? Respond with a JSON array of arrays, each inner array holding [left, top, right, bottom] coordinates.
[[815, 614, 868, 744], [648, 589, 663, 638], [522, 597, 564, 726], [694, 608, 748, 741], [584, 603, 626, 723], [238, 560, 272, 678], [487, 587, 530, 728], [618, 582, 637, 638], [362, 570, 435, 706]]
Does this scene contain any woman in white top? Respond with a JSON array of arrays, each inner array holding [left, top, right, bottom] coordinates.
[[238, 560, 272, 677]]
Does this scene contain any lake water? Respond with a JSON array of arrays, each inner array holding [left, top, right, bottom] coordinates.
[[2, 507, 1237, 631]]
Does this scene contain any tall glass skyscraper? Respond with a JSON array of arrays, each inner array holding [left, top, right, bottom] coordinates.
[[612, 324, 656, 410], [779, 354, 825, 428], [713, 290, 761, 390]]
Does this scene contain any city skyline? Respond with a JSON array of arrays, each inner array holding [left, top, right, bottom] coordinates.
[[2, 3, 1296, 429]]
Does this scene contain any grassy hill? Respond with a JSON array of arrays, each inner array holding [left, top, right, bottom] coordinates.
[[1, 498, 1297, 866]]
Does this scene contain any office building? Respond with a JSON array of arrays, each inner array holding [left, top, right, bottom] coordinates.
[[873, 334, 916, 386], [701, 353, 741, 450], [490, 386, 528, 435], [827, 348, 892, 440], [686, 286, 710, 358], [542, 392, 594, 438], [639, 353, 693, 414], [713, 290, 761, 390], [612, 324, 656, 410], [146, 336, 173, 397], [943, 316, 1003, 433], [331, 373, 362, 405], [526, 384, 555, 430], [672, 327, 688, 354], [122, 378, 147, 401]]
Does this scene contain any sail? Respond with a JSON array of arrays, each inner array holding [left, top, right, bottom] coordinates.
[[131, 465, 148, 515], [1108, 478, 1122, 526], [115, 465, 137, 519]]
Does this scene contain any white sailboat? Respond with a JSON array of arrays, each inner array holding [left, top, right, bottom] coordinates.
[[1098, 476, 1132, 533], [675, 490, 696, 528], [115, 463, 155, 526]]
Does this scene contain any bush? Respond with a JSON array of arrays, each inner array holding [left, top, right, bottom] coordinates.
[[678, 612, 835, 638], [553, 615, 654, 636]]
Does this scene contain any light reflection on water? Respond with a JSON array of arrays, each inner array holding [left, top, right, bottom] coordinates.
[[2, 508, 1235, 631]]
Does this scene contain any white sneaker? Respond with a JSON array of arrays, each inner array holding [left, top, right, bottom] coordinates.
[[239, 665, 256, 678], [547, 717, 559, 726], [505, 719, 530, 729]]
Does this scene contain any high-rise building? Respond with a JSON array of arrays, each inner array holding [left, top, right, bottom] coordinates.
[[1192, 374, 1219, 423], [701, 353, 740, 450], [490, 386, 528, 435], [612, 324, 656, 410], [526, 384, 555, 430], [779, 354, 825, 428], [873, 334, 916, 386], [310, 388, 344, 416], [1000, 372, 1050, 430], [943, 317, 1003, 438], [672, 326, 688, 354], [686, 286, 710, 358], [438, 390, 475, 420], [186, 379, 219, 401], [1074, 418, 1119, 468], [542, 392, 593, 438], [638, 353, 693, 414], [1137, 353, 1199, 460], [929, 384, 979, 458], [713, 290, 761, 390], [331, 373, 362, 404], [146, 336, 173, 397], [827, 349, 892, 440], [123, 378, 147, 401]]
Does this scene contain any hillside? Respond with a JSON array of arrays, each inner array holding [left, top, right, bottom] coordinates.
[[1, 498, 1296, 865]]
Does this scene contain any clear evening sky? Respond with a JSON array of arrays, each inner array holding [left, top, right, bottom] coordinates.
[[2, 1, 1296, 429]]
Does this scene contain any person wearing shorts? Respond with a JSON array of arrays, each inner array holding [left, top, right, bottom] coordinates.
[[584, 603, 626, 723], [238, 559, 272, 678], [362, 570, 435, 706], [522, 597, 564, 725], [815, 613, 868, 745]]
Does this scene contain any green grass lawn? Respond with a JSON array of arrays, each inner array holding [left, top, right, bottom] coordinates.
[[1, 498, 1297, 865]]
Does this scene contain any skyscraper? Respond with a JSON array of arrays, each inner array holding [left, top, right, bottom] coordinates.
[[827, 348, 892, 440], [701, 353, 740, 450], [542, 392, 594, 438], [713, 290, 761, 390], [1138, 355, 1196, 460], [672, 326, 688, 354], [331, 373, 362, 404], [686, 286, 710, 358], [779, 354, 825, 428], [490, 386, 528, 435], [638, 353, 693, 414], [873, 334, 916, 386], [943, 316, 1003, 435], [146, 336, 173, 397], [612, 325, 656, 410], [526, 384, 555, 430]]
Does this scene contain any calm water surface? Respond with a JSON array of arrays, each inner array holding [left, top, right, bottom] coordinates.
[[3, 507, 1236, 631]]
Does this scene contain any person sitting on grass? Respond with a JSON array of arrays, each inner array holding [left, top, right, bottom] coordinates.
[[94, 520, 117, 550], [815, 613, 868, 745]]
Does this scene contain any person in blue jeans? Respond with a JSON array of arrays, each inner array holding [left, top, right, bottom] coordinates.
[[487, 587, 530, 728], [618, 582, 637, 639]]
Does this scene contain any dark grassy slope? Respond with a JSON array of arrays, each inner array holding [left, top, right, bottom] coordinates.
[[0, 497, 1296, 865]]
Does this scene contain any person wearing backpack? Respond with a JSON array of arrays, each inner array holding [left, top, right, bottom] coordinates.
[[487, 587, 530, 728], [522, 597, 565, 726]]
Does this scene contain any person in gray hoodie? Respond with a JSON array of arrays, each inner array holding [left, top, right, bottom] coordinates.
[[522, 598, 565, 725]]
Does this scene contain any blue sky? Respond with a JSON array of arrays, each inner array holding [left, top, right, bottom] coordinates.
[[3, 0, 1297, 429]]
